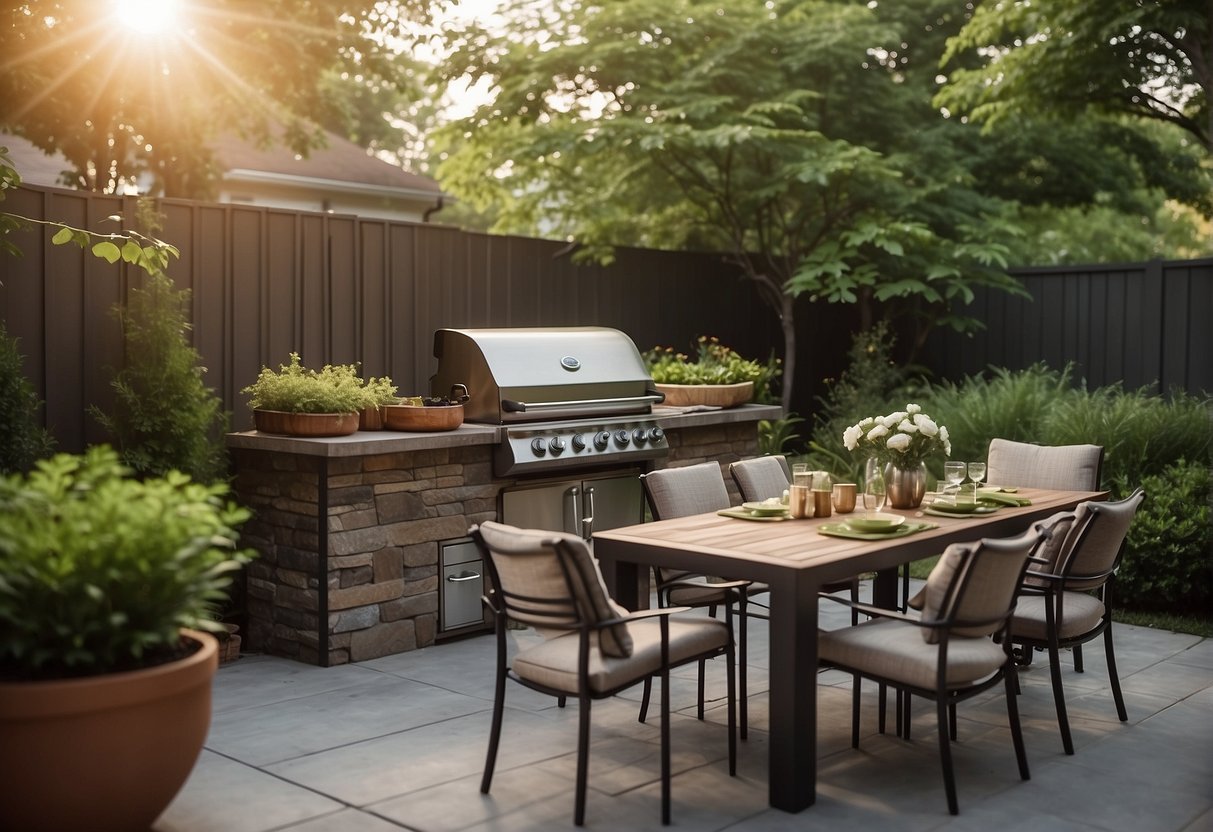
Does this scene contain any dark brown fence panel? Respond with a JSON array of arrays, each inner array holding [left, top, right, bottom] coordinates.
[[924, 260, 1212, 396], [3, 182, 1208, 455]]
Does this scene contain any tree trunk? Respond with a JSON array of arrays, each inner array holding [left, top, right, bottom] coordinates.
[[778, 292, 796, 414]]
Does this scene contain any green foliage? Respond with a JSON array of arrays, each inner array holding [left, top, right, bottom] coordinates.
[[0, 324, 54, 474], [242, 354, 376, 414], [91, 274, 229, 483], [938, 0, 1211, 157], [758, 414, 805, 457], [1111, 462, 1211, 615], [362, 376, 400, 407], [0, 446, 254, 680], [908, 364, 1079, 463], [644, 337, 774, 388], [1042, 386, 1212, 484]]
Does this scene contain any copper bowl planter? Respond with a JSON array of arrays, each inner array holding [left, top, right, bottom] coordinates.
[[383, 403, 464, 432], [253, 410, 360, 437]]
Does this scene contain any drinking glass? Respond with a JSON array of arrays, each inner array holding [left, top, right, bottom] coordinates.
[[792, 462, 812, 488], [943, 461, 966, 495], [967, 461, 986, 491], [862, 469, 886, 512]]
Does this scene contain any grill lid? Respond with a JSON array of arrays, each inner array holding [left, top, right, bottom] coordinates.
[[430, 327, 663, 423]]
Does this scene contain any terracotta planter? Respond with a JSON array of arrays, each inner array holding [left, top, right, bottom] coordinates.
[[383, 403, 464, 432], [253, 409, 360, 437], [359, 406, 386, 431], [655, 381, 753, 409], [0, 629, 218, 832]]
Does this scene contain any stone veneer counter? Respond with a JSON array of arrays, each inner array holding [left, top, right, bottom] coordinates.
[[227, 403, 781, 666]]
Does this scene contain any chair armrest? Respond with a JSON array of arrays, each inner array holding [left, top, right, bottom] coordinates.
[[819, 594, 925, 626], [619, 606, 694, 622]]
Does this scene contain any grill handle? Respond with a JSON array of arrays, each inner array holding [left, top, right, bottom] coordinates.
[[447, 571, 481, 583], [502, 391, 665, 414]]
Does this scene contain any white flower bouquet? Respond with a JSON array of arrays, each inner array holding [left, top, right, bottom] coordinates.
[[842, 403, 952, 467]]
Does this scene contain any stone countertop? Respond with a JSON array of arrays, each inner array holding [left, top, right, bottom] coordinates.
[[226, 403, 783, 458]]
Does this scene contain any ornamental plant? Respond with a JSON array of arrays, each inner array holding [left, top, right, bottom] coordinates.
[[242, 353, 376, 414], [363, 376, 399, 407], [0, 446, 254, 680], [843, 403, 952, 468], [644, 336, 773, 387]]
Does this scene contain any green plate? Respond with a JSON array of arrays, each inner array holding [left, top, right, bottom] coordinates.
[[927, 500, 980, 515], [818, 521, 938, 541], [718, 507, 790, 522], [924, 505, 997, 518], [742, 501, 791, 516], [844, 512, 906, 532]]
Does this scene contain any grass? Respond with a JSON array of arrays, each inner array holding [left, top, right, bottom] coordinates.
[[902, 557, 1212, 638]]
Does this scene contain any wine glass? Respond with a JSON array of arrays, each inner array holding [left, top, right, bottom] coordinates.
[[967, 461, 986, 493], [863, 469, 887, 512], [943, 461, 966, 498]]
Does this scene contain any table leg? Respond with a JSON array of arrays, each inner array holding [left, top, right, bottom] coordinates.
[[766, 571, 817, 812], [872, 566, 900, 610], [596, 544, 640, 610]]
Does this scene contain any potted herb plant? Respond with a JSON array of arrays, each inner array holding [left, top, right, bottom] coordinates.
[[358, 375, 400, 431], [644, 336, 768, 408], [242, 353, 375, 436], [0, 446, 253, 832]]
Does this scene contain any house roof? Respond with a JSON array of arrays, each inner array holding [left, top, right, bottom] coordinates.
[[213, 129, 441, 198]]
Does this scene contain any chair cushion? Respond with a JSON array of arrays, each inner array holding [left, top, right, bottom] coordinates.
[[1063, 492, 1143, 590], [1012, 592, 1106, 642], [985, 438, 1102, 491], [918, 543, 972, 643], [1023, 511, 1078, 589], [512, 615, 730, 695], [644, 462, 731, 519], [819, 619, 1007, 690], [730, 456, 791, 503], [478, 521, 633, 658]]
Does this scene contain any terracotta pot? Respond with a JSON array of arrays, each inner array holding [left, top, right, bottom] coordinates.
[[383, 403, 464, 432], [359, 406, 386, 431], [253, 409, 360, 437], [0, 629, 218, 832], [654, 381, 753, 409]]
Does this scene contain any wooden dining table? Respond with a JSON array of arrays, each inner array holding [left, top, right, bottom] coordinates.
[[592, 487, 1106, 813]]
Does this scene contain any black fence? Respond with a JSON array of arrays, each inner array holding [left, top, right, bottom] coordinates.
[[1, 183, 1208, 452]]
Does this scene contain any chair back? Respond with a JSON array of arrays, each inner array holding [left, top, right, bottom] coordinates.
[[472, 521, 633, 657], [985, 438, 1104, 490], [919, 529, 1042, 644], [1056, 489, 1145, 591], [729, 455, 791, 502], [641, 461, 731, 520]]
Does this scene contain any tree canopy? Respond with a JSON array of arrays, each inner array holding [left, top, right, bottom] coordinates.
[[433, 0, 1031, 408], [936, 0, 1211, 156], [0, 1, 429, 197]]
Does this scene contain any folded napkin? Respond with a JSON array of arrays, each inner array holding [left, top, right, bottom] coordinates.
[[977, 490, 1032, 507]]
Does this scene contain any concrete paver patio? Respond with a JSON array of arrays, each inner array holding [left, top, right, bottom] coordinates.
[[155, 581, 1213, 832]]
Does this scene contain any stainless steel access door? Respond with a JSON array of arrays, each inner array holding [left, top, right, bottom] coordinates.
[[500, 470, 645, 542]]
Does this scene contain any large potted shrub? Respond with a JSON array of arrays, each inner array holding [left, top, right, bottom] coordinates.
[[0, 446, 253, 832], [644, 336, 769, 408], [243, 353, 376, 436]]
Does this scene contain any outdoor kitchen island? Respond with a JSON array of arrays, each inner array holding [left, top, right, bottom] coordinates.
[[227, 403, 780, 666]]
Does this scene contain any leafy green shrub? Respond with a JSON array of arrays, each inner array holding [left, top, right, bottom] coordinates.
[[91, 273, 229, 483], [644, 336, 773, 387], [0, 446, 254, 680], [242, 353, 376, 414], [0, 323, 54, 474], [363, 376, 399, 406], [758, 414, 805, 456], [805, 322, 907, 480], [913, 364, 1078, 463], [1043, 386, 1212, 484], [1111, 461, 1211, 615]]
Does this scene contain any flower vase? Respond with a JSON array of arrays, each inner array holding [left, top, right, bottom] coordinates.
[[883, 461, 928, 509]]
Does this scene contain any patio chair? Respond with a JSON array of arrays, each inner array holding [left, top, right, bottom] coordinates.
[[471, 520, 736, 826], [818, 528, 1043, 815], [728, 455, 862, 624], [640, 462, 759, 737], [1009, 489, 1145, 755], [983, 437, 1104, 672], [985, 437, 1104, 491]]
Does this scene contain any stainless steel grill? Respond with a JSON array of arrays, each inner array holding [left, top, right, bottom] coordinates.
[[429, 327, 669, 476]]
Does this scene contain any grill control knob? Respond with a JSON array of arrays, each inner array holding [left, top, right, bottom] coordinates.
[[530, 438, 547, 456], [632, 428, 649, 444], [548, 436, 566, 454], [650, 427, 665, 443], [594, 430, 611, 449], [571, 433, 587, 451], [613, 429, 631, 446]]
